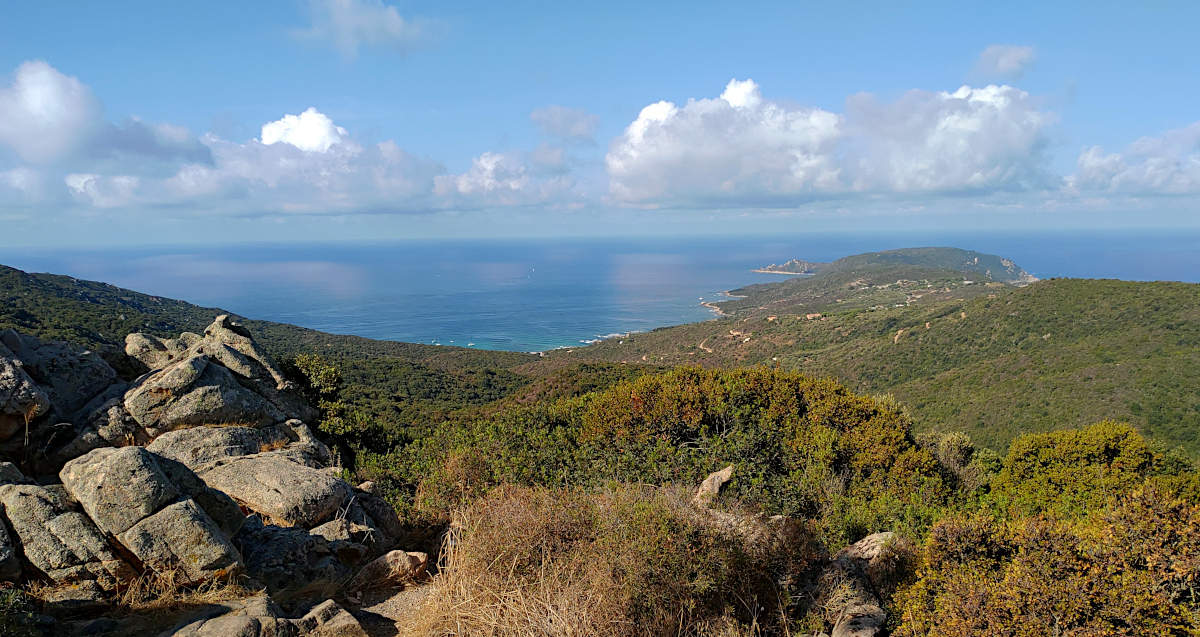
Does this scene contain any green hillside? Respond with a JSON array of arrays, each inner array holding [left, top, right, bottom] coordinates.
[[563, 278, 1200, 455], [718, 246, 1034, 317]]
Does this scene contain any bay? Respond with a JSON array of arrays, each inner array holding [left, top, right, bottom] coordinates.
[[3, 228, 1199, 352]]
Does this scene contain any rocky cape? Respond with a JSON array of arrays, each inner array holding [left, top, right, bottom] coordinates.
[[0, 316, 426, 636]]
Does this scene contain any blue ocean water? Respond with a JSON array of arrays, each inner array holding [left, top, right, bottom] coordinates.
[[4, 229, 1200, 352]]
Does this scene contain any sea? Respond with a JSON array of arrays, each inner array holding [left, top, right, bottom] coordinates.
[[4, 229, 1200, 352]]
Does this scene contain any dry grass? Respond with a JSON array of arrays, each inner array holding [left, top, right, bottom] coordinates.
[[411, 484, 822, 637], [115, 568, 253, 615]]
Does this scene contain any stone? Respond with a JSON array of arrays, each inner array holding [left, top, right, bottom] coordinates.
[[831, 604, 886, 637], [0, 461, 25, 484], [0, 483, 135, 588], [0, 330, 120, 420], [154, 455, 245, 538], [126, 316, 319, 426], [692, 465, 734, 507], [60, 447, 179, 535], [349, 550, 428, 591], [349, 492, 404, 551], [234, 517, 353, 598], [119, 499, 243, 585], [199, 454, 353, 528], [294, 600, 369, 637], [0, 513, 20, 582], [146, 421, 326, 472], [155, 594, 292, 637], [124, 354, 286, 434], [0, 343, 51, 442], [39, 580, 108, 617]]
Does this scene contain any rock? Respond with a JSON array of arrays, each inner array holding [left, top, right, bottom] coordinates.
[[0, 461, 25, 484], [64, 617, 122, 636], [146, 421, 327, 472], [155, 594, 292, 637], [692, 465, 734, 507], [349, 492, 404, 551], [309, 519, 372, 566], [39, 580, 109, 617], [84, 397, 140, 446], [119, 499, 243, 585], [234, 516, 353, 598], [295, 600, 369, 637], [124, 354, 286, 434], [126, 316, 318, 427], [199, 454, 353, 528], [0, 483, 136, 588], [154, 456, 245, 538], [355, 481, 378, 497], [831, 605, 886, 637], [0, 342, 51, 442], [0, 330, 120, 420], [0, 513, 20, 582], [822, 533, 898, 637], [60, 447, 180, 535], [349, 550, 427, 592]]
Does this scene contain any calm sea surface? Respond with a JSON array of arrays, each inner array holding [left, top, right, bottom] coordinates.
[[4, 229, 1200, 352]]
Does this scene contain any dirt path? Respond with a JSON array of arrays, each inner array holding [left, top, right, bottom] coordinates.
[[353, 583, 438, 637]]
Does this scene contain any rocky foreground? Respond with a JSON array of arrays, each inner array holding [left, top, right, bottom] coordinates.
[[0, 316, 427, 636]]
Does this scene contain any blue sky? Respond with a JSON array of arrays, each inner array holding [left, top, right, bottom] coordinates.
[[1, 0, 1198, 245]]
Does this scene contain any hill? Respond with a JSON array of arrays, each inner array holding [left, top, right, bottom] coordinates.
[[718, 247, 1036, 317], [561, 277, 1200, 455]]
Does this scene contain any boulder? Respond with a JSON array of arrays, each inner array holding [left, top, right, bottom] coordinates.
[[146, 421, 328, 472], [0, 514, 20, 582], [691, 465, 734, 507], [0, 343, 50, 442], [199, 454, 353, 528], [126, 316, 318, 427], [823, 533, 898, 637], [60, 447, 180, 535], [154, 456, 245, 538], [120, 499, 243, 585], [348, 550, 428, 592], [0, 483, 136, 588], [294, 599, 369, 637], [158, 596, 368, 637], [124, 354, 286, 434], [234, 517, 354, 598], [0, 330, 120, 421], [38, 580, 109, 618], [0, 461, 25, 485]]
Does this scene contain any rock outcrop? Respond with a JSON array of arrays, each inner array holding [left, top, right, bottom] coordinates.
[[0, 483, 136, 588], [0, 317, 418, 629]]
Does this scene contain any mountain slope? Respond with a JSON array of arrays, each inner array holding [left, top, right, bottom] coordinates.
[[562, 277, 1200, 455]]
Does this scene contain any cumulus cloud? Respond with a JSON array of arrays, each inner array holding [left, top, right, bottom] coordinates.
[[607, 79, 843, 203], [973, 45, 1037, 79], [0, 60, 101, 163], [606, 78, 1055, 205], [261, 107, 353, 153], [846, 84, 1055, 192], [299, 0, 433, 59], [530, 105, 600, 141], [1068, 122, 1200, 194], [65, 173, 139, 208]]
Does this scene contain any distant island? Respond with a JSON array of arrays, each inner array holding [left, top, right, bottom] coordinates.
[[752, 258, 827, 275]]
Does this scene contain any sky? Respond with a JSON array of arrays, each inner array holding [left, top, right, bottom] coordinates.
[[1, 0, 1198, 246]]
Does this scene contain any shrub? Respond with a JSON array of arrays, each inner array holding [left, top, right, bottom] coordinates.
[[422, 484, 824, 637], [896, 486, 1200, 636]]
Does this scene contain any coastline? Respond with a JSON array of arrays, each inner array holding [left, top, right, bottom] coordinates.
[[750, 269, 818, 275]]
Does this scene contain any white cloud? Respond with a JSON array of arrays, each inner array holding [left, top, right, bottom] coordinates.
[[65, 173, 139, 208], [299, 0, 431, 59], [607, 79, 844, 203], [606, 79, 1055, 205], [530, 105, 600, 140], [434, 151, 579, 208], [973, 45, 1037, 79], [1068, 122, 1200, 194], [261, 107, 353, 153], [0, 60, 101, 163], [846, 85, 1055, 192], [0, 167, 38, 193]]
